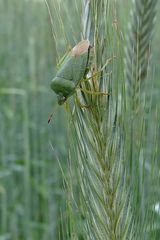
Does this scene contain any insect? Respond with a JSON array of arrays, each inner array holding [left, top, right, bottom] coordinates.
[[50, 40, 91, 105]]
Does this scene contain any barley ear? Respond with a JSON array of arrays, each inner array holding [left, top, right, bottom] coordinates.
[[124, 0, 157, 111]]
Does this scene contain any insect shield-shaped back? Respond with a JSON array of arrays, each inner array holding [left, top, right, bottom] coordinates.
[[50, 40, 91, 105]]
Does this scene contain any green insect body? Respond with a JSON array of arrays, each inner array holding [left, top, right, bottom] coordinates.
[[50, 40, 91, 105]]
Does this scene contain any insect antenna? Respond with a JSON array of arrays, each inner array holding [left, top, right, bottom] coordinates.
[[47, 103, 59, 124]]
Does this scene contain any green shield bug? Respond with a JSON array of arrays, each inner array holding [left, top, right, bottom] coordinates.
[[50, 40, 91, 105]]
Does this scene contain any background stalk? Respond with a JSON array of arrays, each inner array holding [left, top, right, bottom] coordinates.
[[124, 0, 158, 238]]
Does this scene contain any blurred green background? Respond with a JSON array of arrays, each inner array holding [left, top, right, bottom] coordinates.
[[0, 0, 160, 239], [0, 0, 69, 239]]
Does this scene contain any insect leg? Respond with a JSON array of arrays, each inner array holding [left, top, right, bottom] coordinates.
[[75, 95, 93, 108], [77, 87, 109, 96]]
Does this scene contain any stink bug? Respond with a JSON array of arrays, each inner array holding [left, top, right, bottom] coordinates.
[[50, 40, 91, 105]]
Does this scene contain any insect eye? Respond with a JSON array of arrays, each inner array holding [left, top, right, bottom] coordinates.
[[57, 94, 66, 105]]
